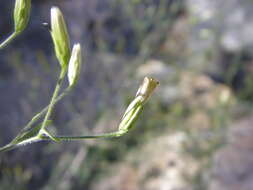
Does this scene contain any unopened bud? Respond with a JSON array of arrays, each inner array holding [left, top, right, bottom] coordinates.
[[118, 97, 143, 132], [68, 44, 82, 86], [118, 77, 159, 132], [51, 7, 70, 67], [14, 0, 31, 33]]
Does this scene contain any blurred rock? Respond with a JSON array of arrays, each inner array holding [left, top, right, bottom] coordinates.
[[161, 15, 189, 59], [91, 132, 198, 190], [179, 71, 234, 109], [187, 111, 211, 131], [185, 0, 217, 72], [186, 0, 253, 75], [158, 85, 181, 105], [136, 59, 181, 105], [219, 0, 253, 52], [210, 116, 253, 190], [229, 117, 253, 150], [136, 59, 175, 80]]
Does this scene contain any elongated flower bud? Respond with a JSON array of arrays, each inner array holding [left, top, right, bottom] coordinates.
[[118, 77, 159, 132], [50, 7, 71, 68], [68, 44, 82, 86], [14, 0, 31, 34]]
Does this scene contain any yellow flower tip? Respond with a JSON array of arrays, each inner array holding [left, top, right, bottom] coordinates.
[[136, 77, 159, 102]]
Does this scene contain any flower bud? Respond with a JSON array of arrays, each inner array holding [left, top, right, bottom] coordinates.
[[118, 77, 159, 132], [118, 97, 143, 132], [14, 0, 31, 34], [50, 7, 71, 67], [68, 44, 82, 86]]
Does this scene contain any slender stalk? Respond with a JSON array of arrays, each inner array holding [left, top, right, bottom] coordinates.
[[0, 137, 43, 153], [21, 86, 72, 133], [2, 84, 73, 150], [39, 69, 66, 137], [41, 131, 126, 141], [0, 32, 18, 49], [0, 144, 16, 152], [11, 86, 72, 145], [0, 131, 125, 153]]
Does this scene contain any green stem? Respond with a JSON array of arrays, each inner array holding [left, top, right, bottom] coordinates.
[[0, 130, 126, 153], [20, 85, 72, 134], [0, 75, 72, 153], [41, 130, 126, 141], [39, 69, 66, 137], [0, 32, 18, 49], [0, 136, 42, 153], [0, 144, 16, 152]]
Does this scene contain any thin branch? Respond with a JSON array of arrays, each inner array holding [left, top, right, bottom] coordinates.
[[11, 86, 72, 143], [38, 69, 67, 140], [0, 32, 18, 49]]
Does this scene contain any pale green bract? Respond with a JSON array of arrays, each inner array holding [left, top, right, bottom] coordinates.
[[68, 44, 82, 86]]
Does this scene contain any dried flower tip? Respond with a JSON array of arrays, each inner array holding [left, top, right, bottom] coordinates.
[[14, 0, 31, 34], [68, 44, 82, 86], [136, 77, 159, 102], [51, 7, 71, 67]]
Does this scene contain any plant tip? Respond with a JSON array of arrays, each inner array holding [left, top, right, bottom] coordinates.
[[68, 43, 82, 86], [50, 6, 71, 68]]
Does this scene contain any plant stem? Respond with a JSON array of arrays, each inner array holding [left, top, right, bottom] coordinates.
[[0, 144, 16, 152], [0, 136, 43, 153], [0, 131, 126, 153], [0, 32, 18, 49], [41, 130, 126, 141], [21, 86, 72, 133], [39, 69, 66, 138]]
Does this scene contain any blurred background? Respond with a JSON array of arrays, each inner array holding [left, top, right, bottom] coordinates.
[[1, 0, 253, 189]]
